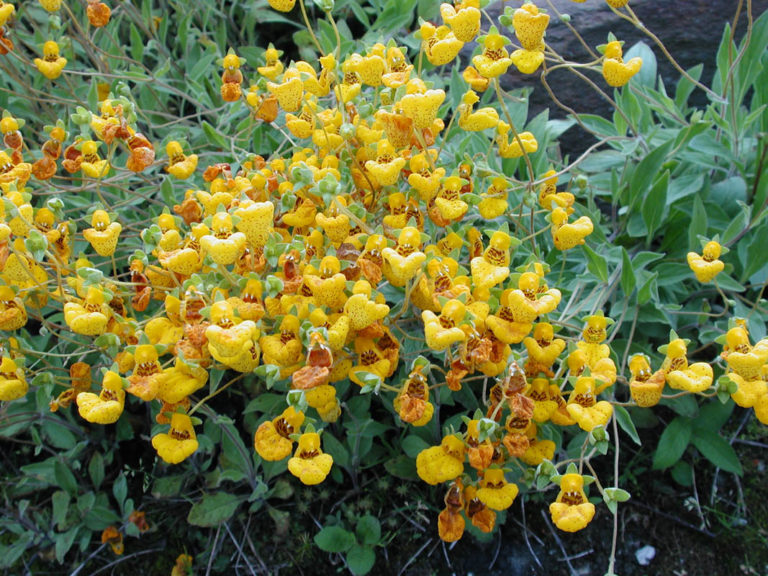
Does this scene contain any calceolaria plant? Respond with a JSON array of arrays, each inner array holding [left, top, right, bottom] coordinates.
[[0, 0, 767, 574]]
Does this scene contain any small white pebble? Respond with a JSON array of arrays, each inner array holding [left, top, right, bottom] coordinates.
[[635, 544, 656, 566]]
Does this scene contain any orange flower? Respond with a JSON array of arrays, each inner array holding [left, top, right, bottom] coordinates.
[[101, 526, 124, 555]]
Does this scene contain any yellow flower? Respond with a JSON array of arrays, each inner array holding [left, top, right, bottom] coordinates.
[[476, 468, 519, 511], [306, 384, 340, 422], [267, 0, 296, 13], [0, 1, 16, 26], [549, 474, 596, 532], [394, 367, 433, 426], [0, 286, 27, 331], [602, 41, 642, 87], [551, 207, 593, 250], [566, 376, 613, 432], [166, 141, 198, 179], [152, 413, 199, 465], [304, 256, 348, 309], [416, 435, 465, 485], [435, 176, 469, 221], [254, 406, 305, 461], [470, 231, 512, 295], [399, 84, 446, 130], [687, 240, 725, 283], [511, 48, 545, 74], [458, 90, 499, 132], [472, 33, 513, 78], [420, 22, 464, 66], [234, 200, 274, 249], [155, 357, 208, 404], [478, 176, 508, 219], [80, 140, 110, 178], [524, 323, 566, 372], [382, 227, 427, 287], [408, 151, 445, 202], [268, 70, 304, 112], [286, 98, 317, 139], [343, 281, 390, 331], [506, 272, 561, 324], [350, 50, 387, 87], [661, 337, 689, 374], [382, 46, 413, 88], [287, 432, 333, 485], [440, 1, 481, 42], [349, 337, 391, 386], [513, 3, 550, 51], [606, 0, 629, 6], [423, 300, 467, 350], [0, 151, 32, 190], [127, 344, 163, 401], [628, 354, 665, 407], [34, 41, 67, 80], [723, 328, 768, 381], [667, 362, 713, 393], [200, 212, 247, 266], [260, 315, 302, 372], [462, 66, 489, 92], [77, 370, 125, 424], [64, 287, 111, 336], [497, 123, 538, 158], [365, 139, 406, 187], [0, 356, 27, 402], [257, 45, 284, 80], [538, 169, 575, 212], [728, 373, 767, 409], [83, 210, 122, 257]]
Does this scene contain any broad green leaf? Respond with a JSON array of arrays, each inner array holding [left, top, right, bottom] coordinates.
[[314, 525, 355, 553], [88, 452, 104, 491], [187, 493, 242, 527], [356, 515, 381, 546], [322, 432, 350, 469], [614, 405, 641, 446], [691, 429, 743, 476], [642, 170, 669, 239], [401, 435, 430, 458], [629, 140, 673, 208], [347, 544, 376, 576], [652, 417, 691, 470], [582, 244, 608, 283]]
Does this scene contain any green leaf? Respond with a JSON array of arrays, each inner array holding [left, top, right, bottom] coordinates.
[[314, 525, 355, 553], [187, 493, 242, 527], [629, 140, 673, 208], [322, 432, 350, 469], [620, 248, 636, 296], [614, 405, 641, 446], [202, 120, 228, 149], [346, 544, 376, 576], [688, 193, 709, 249], [88, 453, 104, 490], [54, 460, 78, 496], [582, 244, 608, 283], [641, 170, 669, 239], [652, 417, 691, 470], [113, 474, 128, 512], [355, 515, 381, 546], [692, 399, 733, 432], [55, 527, 80, 564], [691, 429, 743, 476], [401, 435, 430, 458], [52, 491, 70, 530]]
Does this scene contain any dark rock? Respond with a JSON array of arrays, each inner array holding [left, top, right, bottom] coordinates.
[[485, 0, 768, 155]]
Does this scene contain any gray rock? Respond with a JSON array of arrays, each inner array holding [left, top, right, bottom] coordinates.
[[483, 0, 768, 153]]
